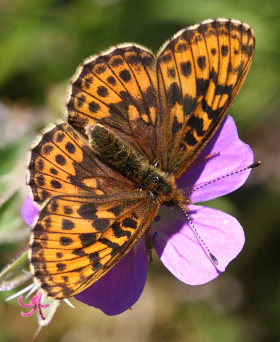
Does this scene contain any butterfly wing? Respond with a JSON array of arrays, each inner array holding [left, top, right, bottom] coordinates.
[[67, 44, 164, 166], [28, 122, 137, 204], [30, 195, 158, 299], [156, 19, 255, 176], [28, 123, 159, 298]]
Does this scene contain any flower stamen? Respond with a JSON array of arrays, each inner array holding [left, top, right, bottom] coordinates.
[[18, 291, 50, 320]]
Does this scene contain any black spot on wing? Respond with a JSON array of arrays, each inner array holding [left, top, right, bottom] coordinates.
[[160, 52, 172, 63], [44, 217, 51, 229], [111, 57, 124, 67], [97, 86, 109, 97], [77, 95, 86, 107], [188, 116, 206, 137], [112, 222, 131, 238], [93, 218, 110, 232], [65, 142, 76, 154], [122, 217, 138, 229], [89, 101, 101, 113], [60, 236, 73, 246], [43, 144, 54, 155], [55, 154, 67, 166], [78, 203, 97, 219], [50, 200, 59, 212], [89, 252, 103, 271], [73, 249, 86, 257], [202, 99, 223, 120], [184, 130, 197, 146], [176, 42, 188, 52], [37, 175, 45, 186], [168, 82, 183, 107], [80, 233, 97, 247], [95, 64, 106, 74], [37, 159, 44, 171], [62, 219, 75, 231], [180, 61, 192, 77], [84, 76, 93, 88], [211, 48, 217, 55], [196, 78, 209, 97], [63, 206, 73, 215], [119, 69, 132, 82], [221, 45, 229, 56], [183, 94, 198, 115], [215, 84, 233, 96], [197, 56, 206, 70], [99, 238, 123, 257], [108, 205, 122, 216], [107, 76, 116, 85], [50, 168, 58, 175], [57, 263, 66, 271], [167, 68, 176, 78], [56, 133, 65, 143], [172, 116, 183, 134], [51, 180, 62, 189], [141, 55, 154, 67]]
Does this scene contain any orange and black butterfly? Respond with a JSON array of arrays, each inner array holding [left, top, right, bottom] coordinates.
[[27, 19, 255, 299]]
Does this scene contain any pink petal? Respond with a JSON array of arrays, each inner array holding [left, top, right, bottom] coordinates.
[[150, 205, 245, 285], [177, 116, 254, 203], [75, 238, 149, 315], [21, 196, 39, 227]]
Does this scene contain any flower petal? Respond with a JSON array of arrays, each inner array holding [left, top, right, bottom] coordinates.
[[177, 115, 254, 203], [21, 196, 39, 226], [75, 238, 149, 315], [150, 205, 245, 285]]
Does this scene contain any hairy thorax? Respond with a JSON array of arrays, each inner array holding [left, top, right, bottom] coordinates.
[[87, 124, 188, 205]]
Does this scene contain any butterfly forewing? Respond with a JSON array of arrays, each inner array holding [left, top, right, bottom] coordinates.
[[67, 45, 164, 166], [28, 122, 139, 205], [156, 19, 255, 176]]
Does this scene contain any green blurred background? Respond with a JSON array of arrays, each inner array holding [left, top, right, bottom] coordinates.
[[0, 0, 279, 341]]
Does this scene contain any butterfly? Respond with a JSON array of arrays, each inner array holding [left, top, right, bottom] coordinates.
[[27, 18, 255, 299]]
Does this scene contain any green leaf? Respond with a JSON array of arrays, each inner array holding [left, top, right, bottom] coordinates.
[[0, 251, 30, 291], [0, 192, 23, 243], [0, 140, 24, 176]]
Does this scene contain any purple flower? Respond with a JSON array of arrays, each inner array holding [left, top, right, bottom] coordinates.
[[22, 115, 255, 316]]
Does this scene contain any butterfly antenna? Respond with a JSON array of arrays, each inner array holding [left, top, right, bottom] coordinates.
[[178, 203, 219, 267], [183, 160, 261, 196]]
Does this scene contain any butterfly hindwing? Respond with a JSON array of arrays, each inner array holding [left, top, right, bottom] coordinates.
[[156, 19, 255, 176], [30, 194, 159, 298]]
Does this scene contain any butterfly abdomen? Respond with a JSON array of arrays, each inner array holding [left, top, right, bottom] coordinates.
[[87, 124, 174, 198]]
